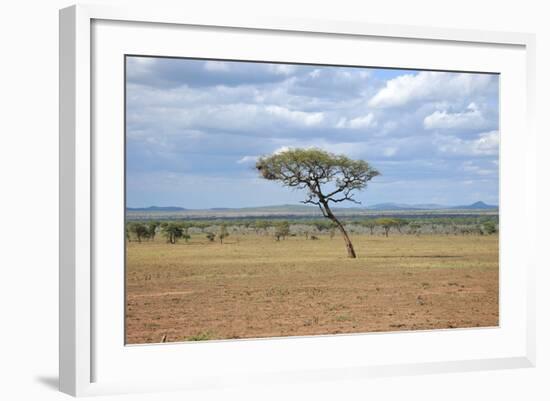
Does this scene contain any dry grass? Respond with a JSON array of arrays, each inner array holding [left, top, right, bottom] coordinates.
[[125, 234, 498, 344]]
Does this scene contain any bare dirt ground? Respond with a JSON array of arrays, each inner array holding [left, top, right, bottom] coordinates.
[[125, 234, 498, 344]]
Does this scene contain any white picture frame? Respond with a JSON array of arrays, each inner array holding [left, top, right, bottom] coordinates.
[[59, 4, 536, 397]]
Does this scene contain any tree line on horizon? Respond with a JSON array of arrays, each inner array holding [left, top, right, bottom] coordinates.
[[126, 216, 498, 244]]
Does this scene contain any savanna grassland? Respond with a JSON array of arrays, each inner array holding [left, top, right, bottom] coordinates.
[[125, 232, 498, 344]]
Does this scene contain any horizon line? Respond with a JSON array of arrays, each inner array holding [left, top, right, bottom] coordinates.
[[126, 200, 499, 210]]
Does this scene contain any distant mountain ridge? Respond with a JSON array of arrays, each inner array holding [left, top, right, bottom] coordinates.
[[367, 201, 497, 211], [127, 206, 187, 212], [458, 201, 496, 210], [127, 201, 497, 212]]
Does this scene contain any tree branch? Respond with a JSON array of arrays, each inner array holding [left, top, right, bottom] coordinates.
[[328, 195, 361, 204]]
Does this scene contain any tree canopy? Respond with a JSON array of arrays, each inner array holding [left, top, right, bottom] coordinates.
[[256, 148, 379, 212]]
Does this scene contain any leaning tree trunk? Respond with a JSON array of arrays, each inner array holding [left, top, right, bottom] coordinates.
[[321, 201, 356, 258]]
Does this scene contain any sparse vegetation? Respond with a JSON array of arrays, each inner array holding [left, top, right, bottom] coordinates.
[[126, 214, 498, 243], [482, 220, 498, 235], [274, 221, 290, 241]]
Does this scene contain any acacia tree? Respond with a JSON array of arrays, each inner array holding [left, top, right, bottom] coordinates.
[[408, 222, 422, 236], [274, 221, 290, 241], [361, 220, 377, 235], [128, 222, 149, 243], [253, 220, 271, 235], [376, 218, 400, 237], [256, 148, 379, 258], [394, 218, 409, 234], [482, 220, 497, 235], [147, 221, 160, 241], [161, 222, 183, 244], [218, 223, 229, 244]]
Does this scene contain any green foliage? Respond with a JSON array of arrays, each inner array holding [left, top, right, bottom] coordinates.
[[253, 219, 271, 234], [359, 219, 377, 234], [161, 222, 184, 244], [127, 222, 149, 242], [314, 220, 335, 232], [408, 222, 422, 235], [375, 218, 400, 226], [147, 221, 160, 240], [205, 232, 216, 242], [180, 221, 193, 233], [482, 221, 498, 235], [393, 218, 409, 233], [312, 220, 337, 239], [274, 220, 290, 241], [375, 218, 400, 237], [125, 214, 498, 243], [192, 221, 210, 233], [256, 148, 379, 198]]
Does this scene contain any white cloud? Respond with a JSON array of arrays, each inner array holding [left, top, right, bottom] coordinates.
[[273, 146, 291, 155], [336, 113, 376, 129], [436, 130, 499, 156], [423, 102, 485, 130], [268, 140, 368, 159], [265, 105, 324, 126], [238, 146, 293, 165], [369, 72, 494, 108], [131, 96, 328, 135], [236, 155, 259, 164], [474, 131, 499, 154]]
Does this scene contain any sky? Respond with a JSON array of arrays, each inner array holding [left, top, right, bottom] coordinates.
[[126, 56, 499, 209]]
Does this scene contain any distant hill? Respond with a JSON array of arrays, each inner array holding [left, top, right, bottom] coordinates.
[[126, 206, 187, 212], [367, 203, 429, 211], [451, 201, 498, 210], [367, 202, 449, 211], [126, 202, 497, 221], [237, 204, 316, 212], [367, 201, 497, 211]]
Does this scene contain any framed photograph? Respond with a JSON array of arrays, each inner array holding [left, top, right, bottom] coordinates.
[[59, 4, 536, 396]]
